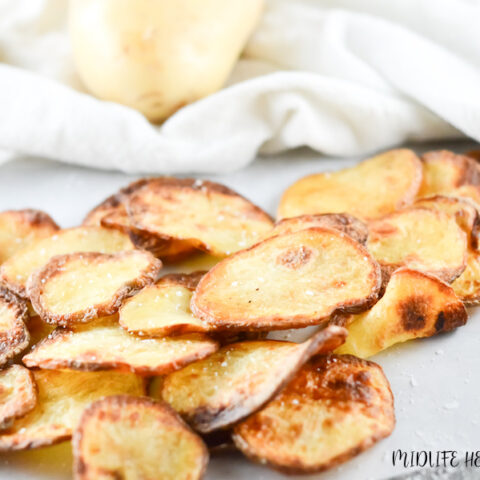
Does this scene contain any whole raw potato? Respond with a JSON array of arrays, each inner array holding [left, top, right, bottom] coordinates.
[[69, 0, 264, 123]]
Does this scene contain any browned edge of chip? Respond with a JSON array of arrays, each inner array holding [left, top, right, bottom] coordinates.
[[1, 209, 59, 232], [157, 271, 206, 291]]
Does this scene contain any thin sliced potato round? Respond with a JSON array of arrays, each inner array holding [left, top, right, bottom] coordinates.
[[23, 316, 218, 376], [27, 251, 162, 326], [0, 365, 37, 430], [452, 251, 480, 305], [192, 228, 381, 331], [160, 325, 347, 433], [0, 226, 135, 297], [126, 177, 274, 257], [0, 287, 29, 366], [0, 369, 144, 451], [73, 396, 208, 480], [267, 214, 368, 245], [278, 149, 422, 220], [233, 354, 395, 474], [120, 272, 207, 337], [0, 210, 59, 264], [336, 268, 467, 358], [367, 208, 467, 283]]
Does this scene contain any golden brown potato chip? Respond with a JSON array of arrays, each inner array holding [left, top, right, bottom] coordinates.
[[160, 325, 347, 433], [192, 228, 381, 331], [278, 149, 422, 220], [0, 365, 37, 430], [0, 369, 144, 451], [23, 316, 218, 376], [233, 354, 395, 474], [336, 268, 467, 358], [27, 251, 162, 326], [0, 287, 29, 366], [126, 177, 274, 257], [367, 208, 467, 283], [0, 210, 59, 264], [267, 213, 368, 245], [0, 226, 135, 297], [120, 272, 207, 337], [418, 150, 480, 198], [73, 395, 208, 480], [452, 251, 480, 305]]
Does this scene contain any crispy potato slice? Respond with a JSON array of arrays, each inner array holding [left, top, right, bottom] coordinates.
[[452, 251, 480, 305], [0, 365, 37, 430], [192, 228, 381, 331], [0, 226, 135, 297], [233, 354, 395, 474], [0, 369, 144, 451], [120, 272, 207, 337], [418, 150, 480, 198], [126, 177, 274, 257], [278, 149, 422, 220], [23, 316, 218, 375], [27, 251, 162, 326], [0, 210, 59, 264], [367, 208, 467, 283], [160, 325, 347, 433], [336, 269, 467, 358], [267, 214, 368, 245], [73, 396, 208, 480], [0, 287, 29, 366]]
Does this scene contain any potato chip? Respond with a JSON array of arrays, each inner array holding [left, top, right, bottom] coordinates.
[[278, 149, 422, 220], [336, 269, 467, 358], [452, 251, 480, 305], [192, 228, 381, 331], [23, 316, 218, 376], [126, 177, 274, 257], [0, 287, 29, 366], [367, 208, 467, 283], [0, 365, 37, 430], [0, 226, 135, 297], [0, 369, 144, 451], [120, 272, 207, 337], [160, 325, 347, 433], [267, 213, 368, 245], [73, 396, 208, 480], [0, 210, 59, 264], [27, 251, 162, 326], [233, 354, 395, 474]]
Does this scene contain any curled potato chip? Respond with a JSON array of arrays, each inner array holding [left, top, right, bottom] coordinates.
[[23, 316, 218, 375], [233, 354, 395, 474], [192, 228, 381, 331], [278, 149, 422, 220], [452, 251, 480, 305], [120, 272, 207, 337], [0, 226, 134, 297], [0, 369, 144, 451], [336, 268, 467, 358], [160, 325, 347, 433], [0, 365, 37, 430], [73, 395, 208, 480], [126, 177, 274, 257], [367, 208, 467, 283], [27, 251, 162, 326], [0, 287, 29, 366], [266, 214, 368, 245], [0, 210, 59, 264]]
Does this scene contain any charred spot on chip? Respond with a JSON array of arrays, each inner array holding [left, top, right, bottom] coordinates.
[[398, 295, 428, 331], [276, 245, 314, 269]]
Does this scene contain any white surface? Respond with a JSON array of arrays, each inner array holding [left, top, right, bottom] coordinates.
[[0, 142, 479, 480], [3, 0, 480, 171]]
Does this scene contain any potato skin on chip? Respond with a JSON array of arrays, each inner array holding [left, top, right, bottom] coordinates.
[[0, 365, 37, 430], [160, 325, 347, 433], [73, 395, 208, 480], [233, 354, 395, 474], [278, 149, 422, 220], [192, 227, 381, 331], [27, 250, 162, 326], [0, 369, 144, 451], [336, 268, 467, 358]]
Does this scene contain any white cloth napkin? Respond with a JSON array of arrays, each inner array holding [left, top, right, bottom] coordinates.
[[0, 0, 479, 173]]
